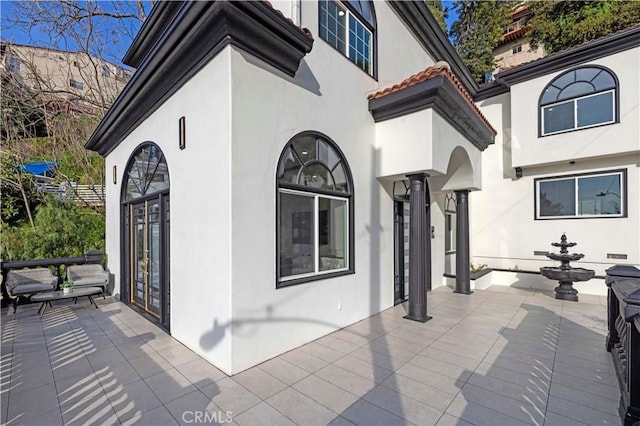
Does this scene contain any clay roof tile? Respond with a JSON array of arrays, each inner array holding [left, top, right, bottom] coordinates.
[[368, 65, 496, 135]]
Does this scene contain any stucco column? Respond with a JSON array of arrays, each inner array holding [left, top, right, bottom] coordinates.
[[404, 173, 432, 323], [454, 190, 472, 294]]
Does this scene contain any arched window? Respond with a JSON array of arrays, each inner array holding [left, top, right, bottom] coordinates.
[[123, 143, 170, 201], [277, 132, 354, 286], [318, 0, 376, 76], [540, 66, 618, 136]]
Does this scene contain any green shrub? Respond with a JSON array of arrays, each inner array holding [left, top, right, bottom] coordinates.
[[1, 197, 104, 260]]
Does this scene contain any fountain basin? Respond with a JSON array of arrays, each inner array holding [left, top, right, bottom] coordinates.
[[546, 253, 584, 262], [540, 267, 595, 282]]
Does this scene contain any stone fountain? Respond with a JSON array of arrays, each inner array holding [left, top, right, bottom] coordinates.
[[540, 234, 595, 301]]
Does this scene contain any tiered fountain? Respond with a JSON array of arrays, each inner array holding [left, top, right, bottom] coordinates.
[[540, 234, 595, 301]]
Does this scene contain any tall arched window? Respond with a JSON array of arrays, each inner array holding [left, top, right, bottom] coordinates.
[[277, 132, 354, 286], [540, 66, 618, 136], [319, 0, 376, 76]]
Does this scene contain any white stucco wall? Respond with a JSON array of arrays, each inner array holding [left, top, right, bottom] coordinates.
[[105, 50, 234, 370], [474, 87, 640, 281], [510, 48, 640, 168], [222, 1, 447, 373], [102, 0, 492, 375]]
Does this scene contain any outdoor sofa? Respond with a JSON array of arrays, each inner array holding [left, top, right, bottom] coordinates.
[[5, 267, 58, 313], [66, 264, 109, 297]]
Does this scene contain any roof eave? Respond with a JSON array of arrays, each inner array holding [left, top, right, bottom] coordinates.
[[369, 76, 495, 151], [122, 1, 185, 68], [496, 25, 640, 86], [86, 1, 313, 156]]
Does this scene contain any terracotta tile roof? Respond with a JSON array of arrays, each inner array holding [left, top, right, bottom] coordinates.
[[368, 64, 496, 135], [263, 0, 313, 39]]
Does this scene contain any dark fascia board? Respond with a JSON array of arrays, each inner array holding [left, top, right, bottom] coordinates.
[[475, 80, 509, 102], [86, 1, 313, 156], [495, 25, 640, 86], [388, 1, 479, 96], [368, 75, 495, 151], [122, 1, 184, 68]]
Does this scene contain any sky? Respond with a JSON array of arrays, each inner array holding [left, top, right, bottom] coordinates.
[[1, 0, 460, 66], [0, 0, 146, 67]]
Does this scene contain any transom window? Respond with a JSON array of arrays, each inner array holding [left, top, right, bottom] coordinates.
[[319, 0, 375, 76], [540, 66, 618, 136], [123, 143, 170, 201], [535, 170, 626, 219], [277, 132, 354, 286]]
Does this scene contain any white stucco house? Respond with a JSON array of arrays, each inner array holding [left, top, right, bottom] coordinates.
[[86, 1, 640, 374]]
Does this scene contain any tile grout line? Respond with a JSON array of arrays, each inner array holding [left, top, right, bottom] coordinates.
[[540, 299, 564, 426], [437, 291, 544, 426]]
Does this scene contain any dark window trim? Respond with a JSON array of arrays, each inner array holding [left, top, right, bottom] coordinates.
[[538, 65, 620, 137], [317, 0, 378, 80], [275, 130, 355, 288], [120, 141, 171, 202], [533, 168, 627, 220]]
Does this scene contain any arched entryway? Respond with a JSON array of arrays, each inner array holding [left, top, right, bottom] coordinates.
[[121, 143, 171, 330]]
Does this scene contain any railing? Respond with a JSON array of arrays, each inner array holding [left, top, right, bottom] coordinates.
[[35, 181, 105, 206], [66, 184, 105, 206], [605, 265, 640, 425], [0, 250, 104, 306], [503, 19, 526, 35]]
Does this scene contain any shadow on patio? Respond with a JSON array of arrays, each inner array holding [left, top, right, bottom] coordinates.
[[1, 286, 621, 425], [1, 298, 224, 425]]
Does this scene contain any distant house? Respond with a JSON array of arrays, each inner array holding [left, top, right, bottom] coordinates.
[[490, 3, 545, 80], [0, 42, 132, 114], [86, 1, 639, 375]]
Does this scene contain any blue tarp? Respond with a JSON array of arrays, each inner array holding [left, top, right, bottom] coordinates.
[[19, 162, 57, 176]]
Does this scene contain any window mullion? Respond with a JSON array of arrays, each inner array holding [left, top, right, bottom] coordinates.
[[345, 11, 350, 57], [314, 195, 320, 274], [575, 177, 580, 216], [574, 99, 579, 130]]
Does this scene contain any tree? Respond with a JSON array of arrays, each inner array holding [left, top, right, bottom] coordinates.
[[526, 1, 640, 54], [0, 1, 152, 260], [426, 0, 449, 34], [450, 0, 513, 84]]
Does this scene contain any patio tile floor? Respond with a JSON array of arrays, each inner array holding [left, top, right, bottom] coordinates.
[[1, 286, 620, 425]]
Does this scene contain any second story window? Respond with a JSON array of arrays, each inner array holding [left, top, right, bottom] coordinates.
[[69, 79, 84, 90], [539, 66, 618, 136], [512, 44, 522, 54], [101, 65, 111, 77], [319, 0, 375, 76]]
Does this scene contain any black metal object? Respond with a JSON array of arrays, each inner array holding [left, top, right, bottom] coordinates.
[[540, 234, 595, 301], [404, 173, 431, 323], [1, 250, 105, 309], [454, 190, 472, 295], [605, 265, 640, 425]]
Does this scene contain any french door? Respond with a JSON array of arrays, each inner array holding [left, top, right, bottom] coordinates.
[[126, 194, 170, 328]]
